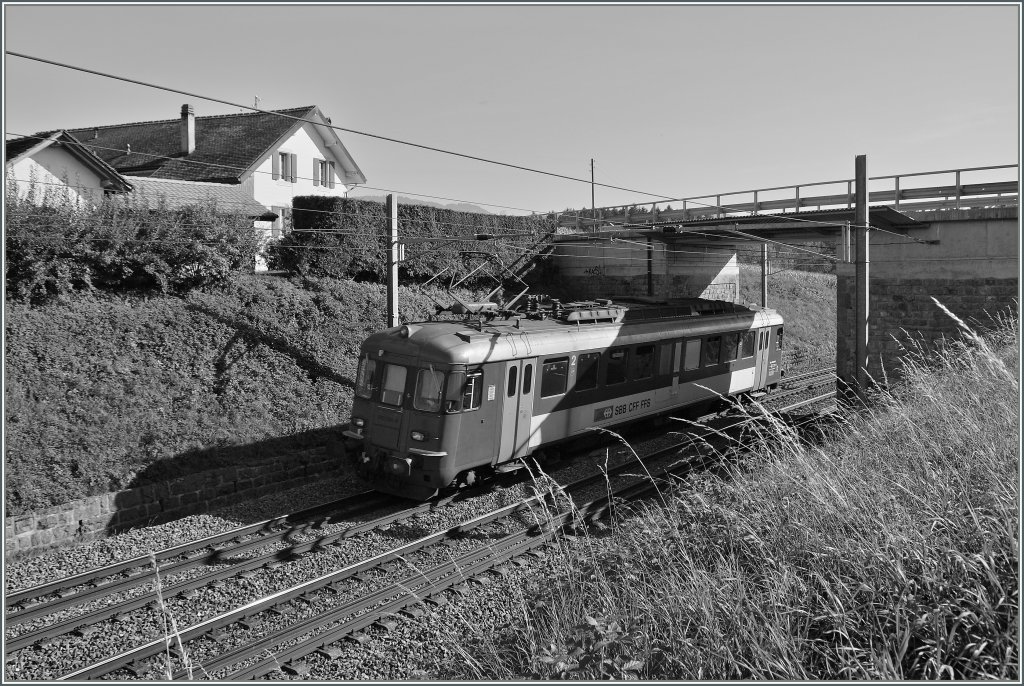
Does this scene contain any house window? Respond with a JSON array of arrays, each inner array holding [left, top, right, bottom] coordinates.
[[314, 159, 337, 189], [274, 152, 298, 183]]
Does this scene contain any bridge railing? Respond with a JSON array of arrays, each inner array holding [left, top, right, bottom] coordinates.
[[557, 164, 1019, 230]]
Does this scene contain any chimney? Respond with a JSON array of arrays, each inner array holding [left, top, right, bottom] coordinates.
[[180, 104, 195, 155]]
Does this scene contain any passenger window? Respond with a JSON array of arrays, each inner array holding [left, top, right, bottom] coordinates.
[[631, 345, 655, 379], [605, 347, 628, 385], [381, 364, 407, 406], [541, 358, 569, 398], [683, 339, 701, 371], [576, 352, 600, 391], [523, 364, 533, 394], [777, 327, 784, 350], [721, 333, 740, 363], [702, 336, 722, 367], [658, 343, 672, 376], [355, 356, 378, 399], [413, 369, 445, 411], [741, 331, 756, 358], [507, 366, 518, 398]]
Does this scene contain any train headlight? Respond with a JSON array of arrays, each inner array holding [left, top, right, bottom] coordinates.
[[352, 417, 365, 428], [410, 431, 426, 442]]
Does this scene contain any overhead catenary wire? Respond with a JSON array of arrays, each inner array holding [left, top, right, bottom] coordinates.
[[6, 53, 939, 262], [6, 51, 681, 202]]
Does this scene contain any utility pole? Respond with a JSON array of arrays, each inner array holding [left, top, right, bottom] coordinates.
[[854, 155, 870, 399], [386, 194, 399, 328], [760, 242, 769, 308], [590, 158, 595, 211]]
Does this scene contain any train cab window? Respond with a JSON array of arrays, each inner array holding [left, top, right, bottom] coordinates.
[[702, 336, 722, 367], [507, 366, 518, 398], [355, 356, 379, 399], [413, 369, 445, 412], [381, 364, 407, 406], [741, 331, 756, 358], [683, 339, 701, 371], [576, 352, 600, 391], [541, 358, 569, 397], [777, 327, 784, 350], [444, 370, 483, 412], [605, 347, 629, 385], [721, 333, 740, 363], [523, 364, 533, 394], [631, 345, 655, 379]]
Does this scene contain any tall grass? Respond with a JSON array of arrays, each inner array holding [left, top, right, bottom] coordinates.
[[454, 311, 1018, 679]]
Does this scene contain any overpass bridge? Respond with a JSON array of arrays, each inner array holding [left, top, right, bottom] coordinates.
[[545, 164, 1019, 387]]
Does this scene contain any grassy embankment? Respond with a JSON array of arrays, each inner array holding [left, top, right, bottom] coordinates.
[[3, 275, 459, 514], [450, 307, 1018, 680]]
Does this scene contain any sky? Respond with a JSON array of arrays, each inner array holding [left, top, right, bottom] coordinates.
[[3, 2, 1020, 216]]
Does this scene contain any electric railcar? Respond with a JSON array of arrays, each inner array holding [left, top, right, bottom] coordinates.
[[342, 297, 784, 500]]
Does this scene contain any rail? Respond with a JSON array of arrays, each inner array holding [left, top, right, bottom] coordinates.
[[557, 164, 1019, 229]]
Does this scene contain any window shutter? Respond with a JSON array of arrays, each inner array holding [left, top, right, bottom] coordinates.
[[312, 159, 320, 187], [272, 153, 280, 180], [290, 154, 298, 183], [328, 161, 336, 189]]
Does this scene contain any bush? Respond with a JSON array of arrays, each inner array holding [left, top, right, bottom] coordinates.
[[4, 182, 260, 302], [266, 196, 555, 288]]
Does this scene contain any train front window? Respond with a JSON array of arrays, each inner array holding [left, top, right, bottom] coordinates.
[[355, 357, 378, 399], [381, 364, 407, 407], [414, 368, 445, 412]]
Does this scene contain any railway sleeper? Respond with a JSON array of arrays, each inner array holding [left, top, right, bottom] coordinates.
[[282, 658, 310, 676]]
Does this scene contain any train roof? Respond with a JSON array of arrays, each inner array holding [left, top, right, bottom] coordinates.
[[361, 297, 784, 366]]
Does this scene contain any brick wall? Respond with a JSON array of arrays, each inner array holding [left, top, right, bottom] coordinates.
[[5, 444, 347, 561], [836, 269, 1017, 384], [556, 273, 739, 302]]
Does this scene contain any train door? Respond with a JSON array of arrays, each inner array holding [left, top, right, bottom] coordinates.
[[765, 326, 783, 386], [497, 360, 522, 462], [453, 365, 500, 471], [513, 358, 537, 459], [753, 328, 770, 389]]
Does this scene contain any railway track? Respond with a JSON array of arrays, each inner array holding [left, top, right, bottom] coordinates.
[[5, 370, 837, 680]]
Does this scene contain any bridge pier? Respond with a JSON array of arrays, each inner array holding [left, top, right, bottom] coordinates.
[[835, 207, 1018, 386]]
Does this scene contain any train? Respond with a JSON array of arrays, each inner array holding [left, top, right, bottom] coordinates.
[[341, 296, 785, 500]]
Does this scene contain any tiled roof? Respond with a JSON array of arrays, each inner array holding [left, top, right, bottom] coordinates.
[[130, 177, 276, 218], [64, 106, 318, 183]]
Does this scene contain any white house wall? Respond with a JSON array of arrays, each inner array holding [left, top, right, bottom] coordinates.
[[250, 121, 351, 209], [8, 149, 105, 208]]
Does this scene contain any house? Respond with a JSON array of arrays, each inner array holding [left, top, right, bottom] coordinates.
[[64, 104, 367, 238], [5, 130, 133, 208]]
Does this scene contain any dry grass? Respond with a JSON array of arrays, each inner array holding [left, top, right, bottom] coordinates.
[[450, 310, 1018, 680]]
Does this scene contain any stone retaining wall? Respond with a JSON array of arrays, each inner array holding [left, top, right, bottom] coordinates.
[[836, 271, 1018, 383], [5, 445, 346, 561]]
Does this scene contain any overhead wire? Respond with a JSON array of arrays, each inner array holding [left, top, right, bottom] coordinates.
[[6, 50, 681, 202], [5, 52, 949, 264]]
